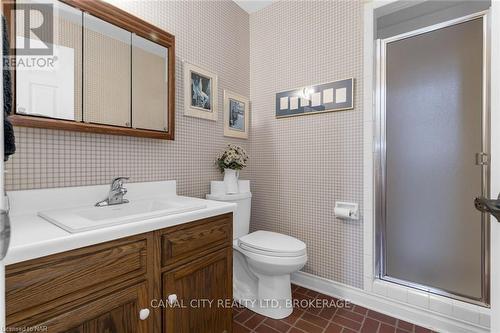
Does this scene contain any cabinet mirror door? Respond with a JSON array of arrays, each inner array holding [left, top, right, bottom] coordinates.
[[83, 13, 131, 127], [15, 1, 82, 121], [132, 34, 169, 132]]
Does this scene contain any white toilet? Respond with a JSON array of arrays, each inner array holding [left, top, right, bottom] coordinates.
[[207, 186, 307, 319]]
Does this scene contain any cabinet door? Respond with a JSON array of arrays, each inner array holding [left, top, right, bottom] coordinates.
[[8, 282, 151, 333], [132, 34, 169, 132], [83, 13, 131, 127], [163, 247, 232, 333], [15, 1, 83, 122]]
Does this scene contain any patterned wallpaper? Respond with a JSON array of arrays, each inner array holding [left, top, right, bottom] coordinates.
[[248, 0, 365, 288], [6, 0, 250, 197]]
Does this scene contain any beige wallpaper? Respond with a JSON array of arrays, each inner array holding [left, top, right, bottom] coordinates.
[[6, 0, 250, 198], [248, 1, 365, 288]]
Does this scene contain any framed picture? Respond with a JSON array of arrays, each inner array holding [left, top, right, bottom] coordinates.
[[224, 90, 249, 139], [184, 62, 218, 121], [275, 78, 354, 118]]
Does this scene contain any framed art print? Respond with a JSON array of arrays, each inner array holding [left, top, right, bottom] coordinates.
[[223, 90, 249, 139], [275, 78, 354, 118], [184, 62, 218, 121]]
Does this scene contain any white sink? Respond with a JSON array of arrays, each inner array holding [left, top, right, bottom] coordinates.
[[38, 198, 207, 233]]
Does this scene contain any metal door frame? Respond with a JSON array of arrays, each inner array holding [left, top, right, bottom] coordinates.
[[375, 11, 491, 307]]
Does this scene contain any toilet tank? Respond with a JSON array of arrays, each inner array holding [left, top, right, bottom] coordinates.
[[206, 192, 252, 239]]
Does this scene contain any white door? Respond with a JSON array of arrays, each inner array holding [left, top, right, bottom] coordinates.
[[15, 37, 75, 121]]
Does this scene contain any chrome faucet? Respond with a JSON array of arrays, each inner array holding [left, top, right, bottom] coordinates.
[[95, 177, 130, 207]]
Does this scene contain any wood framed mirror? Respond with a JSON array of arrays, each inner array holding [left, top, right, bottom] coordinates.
[[4, 0, 176, 140]]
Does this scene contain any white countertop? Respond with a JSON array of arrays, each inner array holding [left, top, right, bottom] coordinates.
[[5, 181, 236, 265]]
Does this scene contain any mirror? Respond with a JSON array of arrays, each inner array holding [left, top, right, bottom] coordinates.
[[132, 34, 168, 131], [83, 13, 131, 127], [16, 1, 82, 121], [9, 0, 175, 139]]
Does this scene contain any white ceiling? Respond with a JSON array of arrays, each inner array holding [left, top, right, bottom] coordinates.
[[233, 0, 274, 14]]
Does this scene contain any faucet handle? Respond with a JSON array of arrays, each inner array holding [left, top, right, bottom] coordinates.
[[111, 177, 129, 190]]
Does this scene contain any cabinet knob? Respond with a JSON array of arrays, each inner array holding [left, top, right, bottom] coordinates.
[[167, 294, 177, 305], [139, 308, 150, 320]]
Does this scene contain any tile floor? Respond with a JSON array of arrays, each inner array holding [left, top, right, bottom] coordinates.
[[233, 284, 437, 333]]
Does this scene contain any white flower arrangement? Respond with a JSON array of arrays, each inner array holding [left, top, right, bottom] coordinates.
[[215, 144, 249, 173]]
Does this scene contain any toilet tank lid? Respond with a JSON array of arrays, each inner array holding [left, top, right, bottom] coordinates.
[[206, 192, 252, 201]]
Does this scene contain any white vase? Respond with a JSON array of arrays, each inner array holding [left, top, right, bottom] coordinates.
[[223, 168, 239, 194]]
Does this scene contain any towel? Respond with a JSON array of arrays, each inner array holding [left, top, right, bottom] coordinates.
[[3, 14, 15, 161]]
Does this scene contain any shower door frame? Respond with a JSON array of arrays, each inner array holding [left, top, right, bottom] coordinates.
[[375, 11, 491, 306]]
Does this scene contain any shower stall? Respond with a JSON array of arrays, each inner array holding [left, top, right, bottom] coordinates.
[[375, 3, 490, 306]]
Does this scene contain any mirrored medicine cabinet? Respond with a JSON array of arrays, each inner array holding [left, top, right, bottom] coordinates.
[[5, 0, 175, 139]]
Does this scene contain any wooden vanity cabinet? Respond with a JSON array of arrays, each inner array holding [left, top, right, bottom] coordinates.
[[5, 213, 233, 333]]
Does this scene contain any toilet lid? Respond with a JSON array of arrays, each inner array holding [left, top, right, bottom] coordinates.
[[238, 231, 306, 257]]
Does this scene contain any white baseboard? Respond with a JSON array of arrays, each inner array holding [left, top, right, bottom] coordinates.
[[291, 271, 489, 333]]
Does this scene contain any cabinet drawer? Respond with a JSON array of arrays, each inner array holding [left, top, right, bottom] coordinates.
[[160, 213, 232, 267], [6, 235, 149, 319]]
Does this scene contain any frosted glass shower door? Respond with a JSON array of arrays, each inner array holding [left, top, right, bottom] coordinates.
[[379, 17, 488, 303]]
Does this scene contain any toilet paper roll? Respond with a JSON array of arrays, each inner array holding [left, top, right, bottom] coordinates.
[[334, 207, 352, 219]]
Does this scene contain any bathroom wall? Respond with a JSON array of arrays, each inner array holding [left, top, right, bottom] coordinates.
[[6, 0, 250, 198], [248, 1, 364, 288]]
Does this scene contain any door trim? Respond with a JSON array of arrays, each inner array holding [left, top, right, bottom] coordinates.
[[375, 11, 491, 307]]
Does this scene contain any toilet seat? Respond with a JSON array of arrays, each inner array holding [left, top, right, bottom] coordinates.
[[234, 239, 308, 267], [238, 231, 306, 257]]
